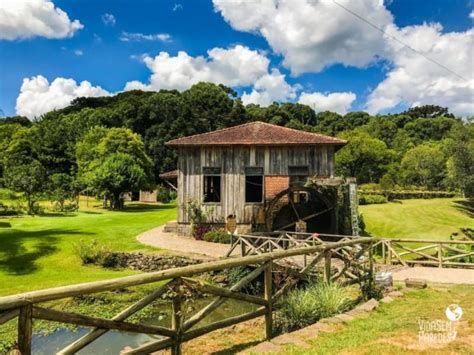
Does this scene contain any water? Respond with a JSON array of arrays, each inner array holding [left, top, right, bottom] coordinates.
[[31, 298, 257, 354]]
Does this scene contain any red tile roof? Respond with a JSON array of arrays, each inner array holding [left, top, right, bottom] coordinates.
[[166, 121, 347, 147]]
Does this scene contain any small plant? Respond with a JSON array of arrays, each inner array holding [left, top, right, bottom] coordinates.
[[275, 282, 352, 332], [226, 266, 263, 295], [74, 239, 112, 266], [185, 199, 214, 239], [203, 228, 232, 244]]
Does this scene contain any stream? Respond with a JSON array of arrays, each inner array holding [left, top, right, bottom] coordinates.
[[31, 298, 257, 354]]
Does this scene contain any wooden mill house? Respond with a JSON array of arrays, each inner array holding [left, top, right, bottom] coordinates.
[[165, 121, 351, 236]]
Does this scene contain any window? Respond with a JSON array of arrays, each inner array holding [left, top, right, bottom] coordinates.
[[289, 165, 309, 186], [203, 167, 221, 203], [245, 167, 263, 203]]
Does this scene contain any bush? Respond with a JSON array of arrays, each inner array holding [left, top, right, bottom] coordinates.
[[74, 239, 112, 266], [275, 283, 352, 332], [156, 186, 174, 203], [0, 201, 24, 216], [203, 228, 232, 244], [359, 194, 387, 205], [193, 225, 212, 240], [0, 188, 18, 200]]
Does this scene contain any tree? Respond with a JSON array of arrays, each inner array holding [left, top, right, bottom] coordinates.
[[49, 173, 79, 211], [4, 161, 46, 214], [335, 129, 394, 183], [403, 105, 454, 119], [89, 153, 147, 209], [400, 143, 446, 189], [446, 124, 474, 196], [77, 127, 154, 209]]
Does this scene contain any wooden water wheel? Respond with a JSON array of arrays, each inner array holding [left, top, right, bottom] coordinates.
[[265, 186, 336, 233]]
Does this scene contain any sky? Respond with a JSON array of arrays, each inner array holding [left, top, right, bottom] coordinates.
[[0, 0, 473, 119]]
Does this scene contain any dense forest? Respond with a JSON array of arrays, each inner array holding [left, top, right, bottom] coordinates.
[[0, 82, 472, 212]]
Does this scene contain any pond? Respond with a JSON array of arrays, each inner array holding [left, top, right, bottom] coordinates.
[[31, 298, 257, 354]]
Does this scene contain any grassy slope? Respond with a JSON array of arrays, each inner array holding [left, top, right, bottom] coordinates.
[[359, 198, 473, 240], [284, 285, 474, 355], [0, 202, 176, 295]]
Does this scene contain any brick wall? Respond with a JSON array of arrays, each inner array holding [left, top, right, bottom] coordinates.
[[264, 176, 289, 201]]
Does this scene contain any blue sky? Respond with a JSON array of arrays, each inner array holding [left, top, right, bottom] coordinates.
[[1, 0, 473, 118]]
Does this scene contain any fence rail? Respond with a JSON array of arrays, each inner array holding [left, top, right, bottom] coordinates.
[[0, 237, 373, 355], [374, 239, 474, 268]]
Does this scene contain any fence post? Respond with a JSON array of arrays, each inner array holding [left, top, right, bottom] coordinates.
[[18, 305, 33, 355], [438, 244, 443, 268], [368, 242, 374, 277], [387, 242, 392, 266], [382, 241, 386, 264], [324, 251, 332, 283], [264, 262, 273, 340], [240, 239, 246, 257], [171, 285, 182, 355]]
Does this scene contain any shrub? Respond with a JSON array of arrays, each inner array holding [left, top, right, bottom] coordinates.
[[193, 225, 212, 241], [226, 266, 263, 295], [0, 202, 23, 216], [275, 283, 352, 332], [359, 194, 387, 205], [74, 239, 112, 266], [156, 185, 173, 203], [0, 188, 18, 200], [203, 228, 232, 244]]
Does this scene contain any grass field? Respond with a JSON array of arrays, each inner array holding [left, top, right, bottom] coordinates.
[[282, 285, 473, 355], [359, 198, 473, 240], [0, 200, 176, 295]]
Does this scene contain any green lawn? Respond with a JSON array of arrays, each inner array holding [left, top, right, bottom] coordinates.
[[0, 201, 177, 296], [283, 285, 474, 354], [359, 198, 473, 240]]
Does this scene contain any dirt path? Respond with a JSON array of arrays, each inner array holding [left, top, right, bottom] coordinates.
[[137, 223, 229, 259]]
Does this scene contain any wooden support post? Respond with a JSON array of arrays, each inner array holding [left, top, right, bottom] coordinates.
[[241, 240, 246, 257], [264, 262, 273, 340], [382, 241, 386, 264], [438, 244, 443, 268], [368, 242, 374, 277], [18, 305, 32, 355], [171, 293, 182, 355], [387, 243, 392, 265], [324, 251, 332, 283]]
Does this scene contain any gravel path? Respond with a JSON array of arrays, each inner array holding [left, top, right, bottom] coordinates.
[[137, 223, 229, 259]]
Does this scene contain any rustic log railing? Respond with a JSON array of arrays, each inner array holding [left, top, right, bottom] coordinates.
[[374, 239, 474, 268], [0, 237, 373, 355]]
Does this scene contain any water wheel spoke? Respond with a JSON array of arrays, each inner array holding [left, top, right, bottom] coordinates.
[[289, 197, 301, 220], [278, 207, 334, 230]]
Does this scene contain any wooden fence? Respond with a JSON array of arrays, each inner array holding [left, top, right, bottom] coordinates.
[[0, 237, 373, 355], [374, 239, 474, 268]]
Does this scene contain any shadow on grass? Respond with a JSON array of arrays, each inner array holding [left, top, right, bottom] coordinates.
[[453, 199, 473, 218], [211, 340, 262, 355], [0, 228, 91, 275], [0, 222, 11, 228], [120, 203, 176, 213]]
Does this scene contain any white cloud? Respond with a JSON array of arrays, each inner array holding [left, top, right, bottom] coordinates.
[[119, 32, 172, 42], [242, 69, 297, 106], [0, 0, 83, 40], [469, 10, 474, 19], [16, 75, 109, 119], [298, 91, 356, 114], [74, 49, 83, 56], [124, 45, 270, 91], [213, 0, 393, 74], [102, 13, 116, 26], [367, 24, 474, 116], [173, 3, 183, 11]]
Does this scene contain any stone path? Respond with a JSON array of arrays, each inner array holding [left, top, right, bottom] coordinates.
[[137, 223, 229, 259], [390, 266, 474, 285]]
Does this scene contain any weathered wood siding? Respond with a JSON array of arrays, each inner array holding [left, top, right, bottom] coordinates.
[[177, 145, 336, 224]]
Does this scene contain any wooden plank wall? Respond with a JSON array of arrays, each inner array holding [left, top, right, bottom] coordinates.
[[177, 145, 335, 224]]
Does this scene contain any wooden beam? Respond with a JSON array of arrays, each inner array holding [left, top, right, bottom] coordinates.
[[182, 263, 267, 332], [58, 279, 177, 355], [182, 278, 268, 306], [32, 306, 175, 338], [264, 263, 273, 340], [0, 238, 373, 311], [18, 305, 32, 355], [0, 308, 19, 325]]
